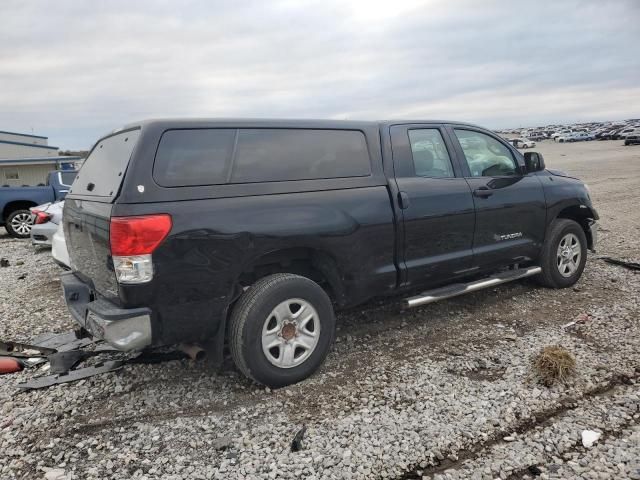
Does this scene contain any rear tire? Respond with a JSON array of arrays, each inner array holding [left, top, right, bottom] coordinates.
[[536, 219, 587, 288], [5, 209, 33, 238], [229, 273, 335, 388]]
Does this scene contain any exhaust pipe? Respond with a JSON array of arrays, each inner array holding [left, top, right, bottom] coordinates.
[[178, 343, 206, 361]]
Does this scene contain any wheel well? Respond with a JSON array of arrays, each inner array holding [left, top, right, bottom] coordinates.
[[556, 206, 595, 249], [3, 201, 37, 221], [236, 248, 346, 306]]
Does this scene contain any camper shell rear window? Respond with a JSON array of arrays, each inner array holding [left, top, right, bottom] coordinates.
[[70, 129, 140, 199]]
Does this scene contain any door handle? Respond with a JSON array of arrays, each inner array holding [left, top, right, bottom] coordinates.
[[473, 187, 493, 198], [398, 191, 410, 209]]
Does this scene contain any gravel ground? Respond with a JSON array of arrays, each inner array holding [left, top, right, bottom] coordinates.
[[1, 140, 639, 479]]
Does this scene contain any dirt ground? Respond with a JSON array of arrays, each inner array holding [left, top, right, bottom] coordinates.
[[0, 140, 639, 480]]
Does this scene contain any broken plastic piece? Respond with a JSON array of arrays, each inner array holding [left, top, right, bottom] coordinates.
[[48, 348, 121, 374], [291, 425, 307, 452], [600, 257, 640, 271], [17, 360, 125, 390], [581, 429, 601, 448], [0, 340, 56, 358]]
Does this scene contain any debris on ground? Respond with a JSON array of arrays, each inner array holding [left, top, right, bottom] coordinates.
[[0, 257, 9, 267], [42, 467, 67, 480], [532, 345, 576, 386], [581, 429, 602, 448], [0, 357, 23, 374], [291, 425, 307, 452], [17, 360, 126, 390], [599, 256, 640, 271], [562, 312, 591, 329]]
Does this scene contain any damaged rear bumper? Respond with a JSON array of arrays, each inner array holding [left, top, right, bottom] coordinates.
[[60, 272, 152, 351]]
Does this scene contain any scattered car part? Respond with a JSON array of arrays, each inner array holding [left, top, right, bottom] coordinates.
[[0, 340, 56, 358], [291, 425, 307, 452], [599, 256, 640, 271], [17, 360, 125, 390], [47, 350, 112, 375], [31, 330, 94, 352], [0, 258, 9, 267], [0, 357, 24, 374]]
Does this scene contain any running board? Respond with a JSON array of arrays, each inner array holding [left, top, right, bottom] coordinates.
[[405, 266, 542, 308]]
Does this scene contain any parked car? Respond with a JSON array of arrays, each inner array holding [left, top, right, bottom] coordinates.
[[624, 131, 640, 146], [0, 171, 75, 238], [51, 222, 70, 269], [616, 127, 638, 139], [510, 138, 536, 149], [61, 119, 597, 387], [566, 132, 594, 142], [30, 201, 64, 246]]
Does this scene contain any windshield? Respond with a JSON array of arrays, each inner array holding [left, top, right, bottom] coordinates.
[[70, 129, 140, 200]]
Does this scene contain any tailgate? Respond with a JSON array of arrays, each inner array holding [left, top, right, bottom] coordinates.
[[63, 128, 140, 300], [64, 198, 118, 299]]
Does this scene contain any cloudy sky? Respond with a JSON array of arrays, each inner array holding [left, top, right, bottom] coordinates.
[[1, 0, 639, 149]]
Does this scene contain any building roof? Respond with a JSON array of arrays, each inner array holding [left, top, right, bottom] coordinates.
[[0, 130, 48, 140], [0, 156, 82, 167], [0, 139, 59, 150]]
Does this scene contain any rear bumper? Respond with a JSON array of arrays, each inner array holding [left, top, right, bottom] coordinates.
[[30, 222, 57, 246], [60, 272, 152, 351]]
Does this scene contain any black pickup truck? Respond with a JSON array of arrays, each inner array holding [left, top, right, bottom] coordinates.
[[61, 119, 597, 387]]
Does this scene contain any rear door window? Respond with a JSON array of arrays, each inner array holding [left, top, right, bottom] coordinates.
[[153, 128, 371, 186], [71, 129, 140, 199], [407, 129, 454, 178]]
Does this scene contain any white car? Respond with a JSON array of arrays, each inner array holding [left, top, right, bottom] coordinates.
[[512, 138, 536, 149], [30, 201, 64, 246], [51, 221, 70, 269]]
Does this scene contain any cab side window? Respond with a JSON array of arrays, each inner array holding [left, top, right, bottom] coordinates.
[[454, 129, 518, 177], [408, 129, 454, 178]]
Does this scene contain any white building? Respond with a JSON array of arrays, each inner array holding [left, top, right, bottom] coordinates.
[[0, 130, 82, 186]]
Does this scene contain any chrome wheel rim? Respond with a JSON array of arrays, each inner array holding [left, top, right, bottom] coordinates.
[[556, 233, 581, 277], [261, 298, 320, 369], [11, 213, 33, 235]]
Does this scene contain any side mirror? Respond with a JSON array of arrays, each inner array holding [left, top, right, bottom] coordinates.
[[524, 151, 545, 173]]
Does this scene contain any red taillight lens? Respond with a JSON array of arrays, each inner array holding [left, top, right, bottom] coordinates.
[[109, 214, 172, 256], [33, 210, 51, 224]]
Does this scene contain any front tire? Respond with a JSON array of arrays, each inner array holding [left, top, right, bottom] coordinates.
[[229, 273, 335, 387], [6, 209, 34, 238], [536, 219, 587, 288]]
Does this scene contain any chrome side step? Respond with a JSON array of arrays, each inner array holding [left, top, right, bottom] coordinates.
[[405, 266, 542, 308]]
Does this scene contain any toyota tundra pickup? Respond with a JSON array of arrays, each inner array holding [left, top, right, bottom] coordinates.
[[61, 119, 597, 387]]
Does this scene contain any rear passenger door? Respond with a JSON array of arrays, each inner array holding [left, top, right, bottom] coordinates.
[[390, 124, 476, 287], [447, 126, 546, 270]]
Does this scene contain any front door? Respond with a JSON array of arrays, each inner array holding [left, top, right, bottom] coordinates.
[[447, 126, 547, 271], [390, 124, 476, 287]]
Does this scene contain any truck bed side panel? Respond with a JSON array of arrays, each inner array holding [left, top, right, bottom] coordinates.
[[112, 187, 396, 344]]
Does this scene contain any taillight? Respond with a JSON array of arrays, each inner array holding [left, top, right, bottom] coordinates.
[[110, 214, 172, 256], [110, 215, 172, 284], [32, 210, 51, 224]]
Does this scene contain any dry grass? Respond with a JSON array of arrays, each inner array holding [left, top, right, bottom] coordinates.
[[533, 345, 576, 386]]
